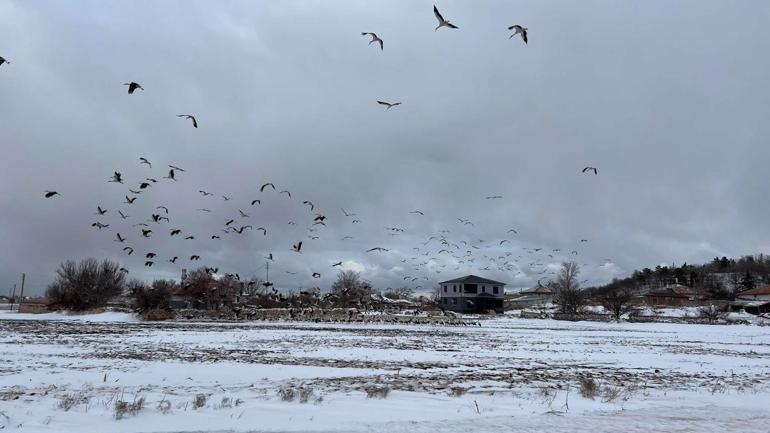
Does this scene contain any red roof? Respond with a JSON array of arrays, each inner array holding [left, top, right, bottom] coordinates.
[[738, 285, 770, 296], [647, 284, 696, 298]]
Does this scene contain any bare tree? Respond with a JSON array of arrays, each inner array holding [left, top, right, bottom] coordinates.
[[46, 258, 126, 311], [330, 270, 372, 307], [600, 286, 633, 320], [553, 261, 586, 314], [383, 286, 413, 300]]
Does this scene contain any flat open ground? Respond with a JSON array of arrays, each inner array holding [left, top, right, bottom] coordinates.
[[1, 311, 769, 432]]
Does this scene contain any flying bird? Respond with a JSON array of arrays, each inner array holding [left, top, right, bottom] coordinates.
[[190, 255, 200, 261], [292, 242, 303, 253], [367, 247, 390, 252], [44, 191, 59, 198], [109, 172, 123, 183], [199, 190, 213, 196], [508, 25, 528, 44], [123, 247, 134, 255], [222, 195, 231, 201], [0, 56, 9, 66], [139, 157, 151, 167], [433, 5, 459, 31], [582, 167, 598, 175], [260, 183, 275, 192], [96, 206, 107, 215], [115, 233, 125, 243], [250, 199, 261, 205], [410, 210, 424, 215], [238, 209, 249, 218], [144, 261, 154, 267], [280, 190, 291, 198], [303, 201, 314, 211], [170, 229, 181, 236], [176, 114, 198, 128], [118, 210, 129, 219], [361, 32, 383, 50], [196, 208, 212, 212], [156, 206, 169, 214], [332, 262, 343, 267], [125, 196, 137, 204], [168, 165, 186, 172], [485, 195, 503, 199], [123, 82, 143, 94], [141, 229, 152, 238], [169, 257, 178, 263], [164, 169, 176, 181], [145, 253, 156, 259], [312, 272, 321, 278], [377, 101, 401, 110]]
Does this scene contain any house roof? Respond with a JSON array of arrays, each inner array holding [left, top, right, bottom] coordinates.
[[646, 284, 696, 298], [439, 275, 505, 286], [520, 285, 553, 295], [737, 285, 770, 297]]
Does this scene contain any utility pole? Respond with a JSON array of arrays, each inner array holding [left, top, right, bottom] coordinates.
[[10, 284, 16, 311], [265, 261, 269, 283], [18, 274, 25, 310]]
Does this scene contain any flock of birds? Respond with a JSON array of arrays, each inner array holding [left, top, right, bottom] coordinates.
[[17, 5, 609, 292]]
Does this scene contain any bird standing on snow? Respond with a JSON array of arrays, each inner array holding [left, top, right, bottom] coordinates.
[[433, 5, 459, 31], [123, 82, 143, 94], [361, 32, 383, 50], [508, 25, 528, 44]]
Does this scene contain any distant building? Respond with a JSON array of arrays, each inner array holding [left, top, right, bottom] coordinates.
[[730, 285, 770, 315], [439, 275, 505, 313], [506, 284, 554, 309], [645, 284, 704, 307]]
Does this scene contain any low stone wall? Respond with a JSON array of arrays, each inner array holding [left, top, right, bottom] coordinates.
[[172, 308, 478, 325]]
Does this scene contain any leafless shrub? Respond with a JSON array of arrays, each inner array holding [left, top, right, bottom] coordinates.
[[450, 387, 467, 397], [58, 392, 89, 412], [277, 386, 296, 402], [579, 377, 598, 399], [601, 386, 624, 402], [364, 386, 391, 399], [157, 398, 172, 414], [192, 393, 207, 409], [114, 396, 144, 420], [699, 304, 725, 324]]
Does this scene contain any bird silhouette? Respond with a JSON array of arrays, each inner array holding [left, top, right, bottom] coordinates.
[[139, 157, 152, 167], [250, 199, 261, 205], [0, 56, 9, 66], [377, 101, 401, 110], [582, 167, 598, 175], [164, 169, 176, 181], [332, 262, 343, 267], [170, 229, 181, 236], [115, 233, 125, 243], [508, 25, 528, 43], [433, 5, 459, 30], [141, 229, 152, 237], [176, 114, 198, 128], [190, 255, 200, 261], [123, 247, 134, 255], [292, 242, 303, 253], [145, 252, 156, 259], [260, 183, 275, 192], [123, 82, 143, 94], [169, 256, 178, 263], [109, 172, 123, 184], [361, 32, 383, 50], [44, 191, 60, 198]]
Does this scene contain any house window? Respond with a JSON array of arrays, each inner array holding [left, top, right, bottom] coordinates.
[[493, 286, 499, 294], [453, 285, 457, 292], [482, 286, 486, 293], [443, 285, 447, 292], [452, 298, 457, 305]]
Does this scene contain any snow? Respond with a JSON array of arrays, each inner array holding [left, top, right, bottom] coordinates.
[[0, 309, 138, 322], [1, 313, 769, 432]]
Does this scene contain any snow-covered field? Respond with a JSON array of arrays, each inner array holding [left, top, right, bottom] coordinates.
[[1, 311, 769, 432]]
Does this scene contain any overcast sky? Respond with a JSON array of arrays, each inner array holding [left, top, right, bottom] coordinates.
[[2, 0, 769, 296]]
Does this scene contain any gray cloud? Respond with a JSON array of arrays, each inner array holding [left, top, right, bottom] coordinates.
[[2, 0, 770, 296]]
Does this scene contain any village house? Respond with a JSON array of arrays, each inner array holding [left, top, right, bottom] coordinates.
[[439, 275, 505, 313], [645, 284, 705, 307], [505, 284, 554, 309], [730, 285, 770, 315]]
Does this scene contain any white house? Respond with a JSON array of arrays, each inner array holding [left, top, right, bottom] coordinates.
[[439, 275, 505, 313]]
